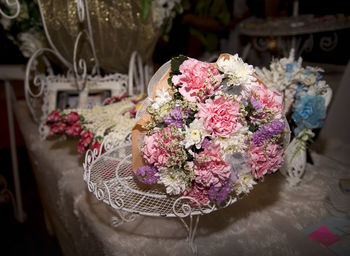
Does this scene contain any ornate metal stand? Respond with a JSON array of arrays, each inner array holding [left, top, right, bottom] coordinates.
[[83, 140, 238, 254]]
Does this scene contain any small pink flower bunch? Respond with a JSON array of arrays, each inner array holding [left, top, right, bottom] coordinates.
[[45, 110, 100, 155], [136, 54, 288, 206]]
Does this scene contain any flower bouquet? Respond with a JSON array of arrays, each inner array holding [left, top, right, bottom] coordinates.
[[132, 54, 289, 206], [255, 50, 332, 185], [44, 94, 144, 155]]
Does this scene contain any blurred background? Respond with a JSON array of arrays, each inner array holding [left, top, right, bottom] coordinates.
[[0, 0, 349, 255]]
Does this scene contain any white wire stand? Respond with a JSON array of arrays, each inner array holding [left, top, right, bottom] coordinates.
[[83, 139, 238, 254], [24, 0, 151, 124]]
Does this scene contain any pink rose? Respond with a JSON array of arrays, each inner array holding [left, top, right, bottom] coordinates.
[[249, 143, 284, 179], [194, 143, 231, 188], [48, 122, 67, 135], [172, 58, 222, 102], [77, 140, 87, 155], [252, 83, 283, 115], [63, 112, 80, 125], [81, 131, 94, 147], [46, 110, 62, 123], [65, 123, 82, 137], [142, 127, 184, 167], [197, 96, 242, 137], [183, 183, 210, 206]]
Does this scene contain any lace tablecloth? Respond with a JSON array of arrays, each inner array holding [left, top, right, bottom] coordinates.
[[15, 100, 349, 256]]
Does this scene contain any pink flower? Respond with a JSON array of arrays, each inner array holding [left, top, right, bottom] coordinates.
[[142, 127, 184, 167], [183, 183, 210, 206], [81, 131, 94, 147], [172, 58, 222, 102], [65, 123, 82, 137], [48, 122, 67, 135], [197, 96, 242, 137], [194, 143, 231, 188], [249, 143, 284, 179], [252, 83, 283, 115], [63, 112, 80, 125], [77, 140, 87, 155], [90, 141, 103, 155], [46, 110, 62, 123]]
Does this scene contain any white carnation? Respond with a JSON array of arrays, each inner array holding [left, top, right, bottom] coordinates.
[[217, 126, 250, 156]]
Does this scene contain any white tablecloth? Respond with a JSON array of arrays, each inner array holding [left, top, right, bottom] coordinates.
[[15, 100, 350, 256]]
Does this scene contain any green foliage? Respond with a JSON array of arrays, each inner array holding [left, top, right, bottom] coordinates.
[[168, 55, 188, 86], [140, 0, 152, 23]]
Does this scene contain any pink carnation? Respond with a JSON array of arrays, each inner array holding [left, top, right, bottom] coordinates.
[[142, 127, 184, 167], [249, 143, 284, 179], [90, 141, 103, 155], [77, 140, 87, 155], [183, 183, 210, 206], [46, 110, 62, 123], [194, 143, 231, 188], [65, 123, 82, 136], [63, 112, 80, 125], [252, 83, 283, 114], [48, 122, 67, 135], [197, 96, 242, 137], [81, 131, 94, 147], [172, 58, 221, 102]]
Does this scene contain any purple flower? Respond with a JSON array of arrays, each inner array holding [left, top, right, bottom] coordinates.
[[252, 120, 285, 146], [208, 175, 237, 205], [201, 138, 211, 149], [251, 97, 262, 110], [136, 165, 159, 184], [164, 106, 189, 128]]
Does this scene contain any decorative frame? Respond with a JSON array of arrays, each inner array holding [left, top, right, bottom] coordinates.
[[45, 73, 128, 114]]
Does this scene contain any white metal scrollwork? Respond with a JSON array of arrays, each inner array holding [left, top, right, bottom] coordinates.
[[0, 0, 20, 19], [25, 0, 149, 125], [83, 141, 240, 254], [320, 32, 338, 52]]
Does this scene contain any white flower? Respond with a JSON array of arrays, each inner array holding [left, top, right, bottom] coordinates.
[[183, 118, 208, 149], [217, 126, 250, 156], [157, 167, 188, 195], [217, 54, 255, 86], [233, 173, 257, 195], [151, 88, 172, 110], [18, 29, 45, 58], [303, 73, 317, 86]]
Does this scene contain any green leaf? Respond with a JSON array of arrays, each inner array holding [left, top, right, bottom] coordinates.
[[140, 0, 151, 23], [171, 55, 188, 73]]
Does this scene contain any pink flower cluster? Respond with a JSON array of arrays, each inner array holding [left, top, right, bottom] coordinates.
[[194, 143, 231, 188], [45, 110, 99, 155], [249, 143, 284, 179], [142, 127, 184, 167], [250, 83, 283, 121], [197, 96, 242, 137], [172, 58, 222, 102]]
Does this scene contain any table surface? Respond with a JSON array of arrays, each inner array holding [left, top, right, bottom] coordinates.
[[240, 15, 350, 37], [14, 100, 350, 256]]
